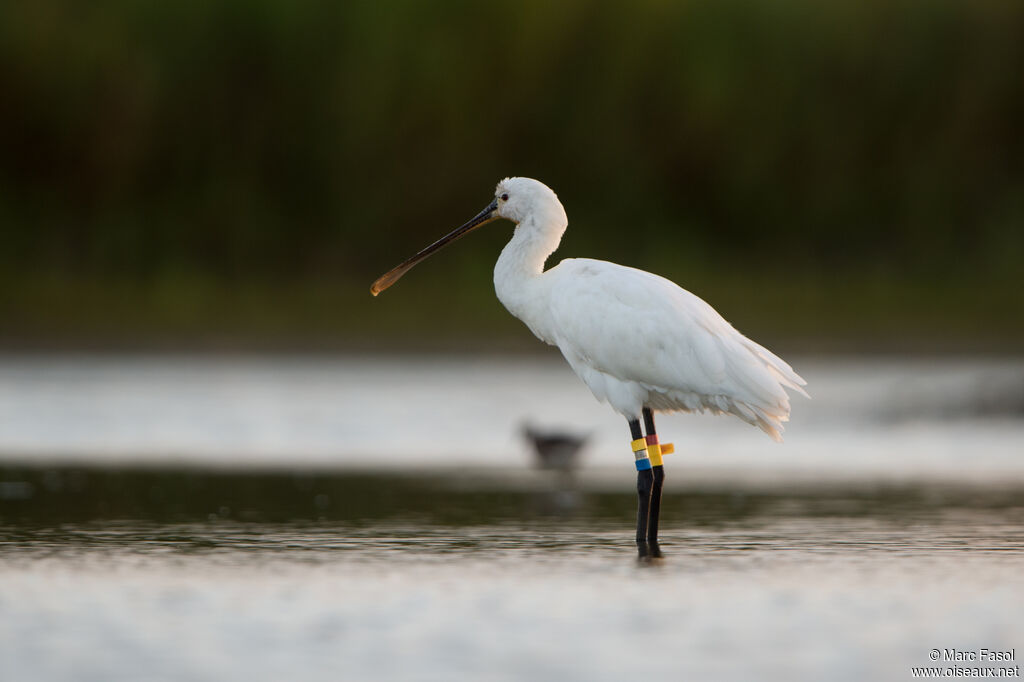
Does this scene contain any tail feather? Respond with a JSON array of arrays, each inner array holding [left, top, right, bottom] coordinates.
[[742, 338, 810, 399]]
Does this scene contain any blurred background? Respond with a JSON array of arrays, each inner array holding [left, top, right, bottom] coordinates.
[[1, 3, 1023, 681], [1, 0, 1022, 351]]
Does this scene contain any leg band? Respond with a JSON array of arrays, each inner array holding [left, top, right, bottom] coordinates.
[[645, 434, 663, 466], [646, 434, 675, 461], [632, 437, 651, 470]]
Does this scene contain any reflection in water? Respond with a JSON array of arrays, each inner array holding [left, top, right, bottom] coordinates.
[[4, 465, 1024, 526], [2, 467, 1023, 682], [4, 514, 1024, 564], [1, 352, 1023, 682]]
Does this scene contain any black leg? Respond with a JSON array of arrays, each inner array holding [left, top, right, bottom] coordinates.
[[630, 417, 653, 559], [643, 407, 665, 558]]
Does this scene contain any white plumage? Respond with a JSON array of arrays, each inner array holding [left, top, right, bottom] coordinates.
[[370, 178, 807, 556], [490, 177, 807, 441], [372, 176, 807, 441]]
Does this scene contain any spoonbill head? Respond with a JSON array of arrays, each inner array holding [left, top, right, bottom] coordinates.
[[370, 177, 565, 297], [372, 177, 808, 559]]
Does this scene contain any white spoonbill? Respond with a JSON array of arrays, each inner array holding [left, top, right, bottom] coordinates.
[[371, 177, 807, 558]]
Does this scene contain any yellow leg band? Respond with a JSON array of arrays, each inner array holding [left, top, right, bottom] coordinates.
[[631, 438, 647, 453], [647, 444, 663, 466]]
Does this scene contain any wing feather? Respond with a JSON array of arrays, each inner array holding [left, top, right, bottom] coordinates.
[[544, 258, 806, 438]]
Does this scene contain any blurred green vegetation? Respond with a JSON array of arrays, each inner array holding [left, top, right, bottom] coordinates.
[[1, 0, 1022, 351]]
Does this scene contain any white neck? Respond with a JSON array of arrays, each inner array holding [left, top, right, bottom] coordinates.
[[493, 212, 566, 322]]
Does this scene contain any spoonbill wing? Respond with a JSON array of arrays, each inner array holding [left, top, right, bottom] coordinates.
[[543, 258, 806, 439]]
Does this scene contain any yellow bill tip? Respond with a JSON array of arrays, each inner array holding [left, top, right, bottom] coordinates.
[[370, 269, 403, 297]]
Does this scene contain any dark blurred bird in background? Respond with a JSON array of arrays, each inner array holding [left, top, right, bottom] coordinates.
[[521, 422, 589, 473]]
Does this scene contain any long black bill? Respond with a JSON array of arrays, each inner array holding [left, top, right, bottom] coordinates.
[[370, 198, 499, 296]]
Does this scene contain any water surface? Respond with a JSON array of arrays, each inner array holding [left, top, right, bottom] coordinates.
[[2, 468, 1023, 682], [1, 355, 1023, 681]]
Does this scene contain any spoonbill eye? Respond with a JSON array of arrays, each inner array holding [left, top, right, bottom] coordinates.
[[501, 193, 509, 201]]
